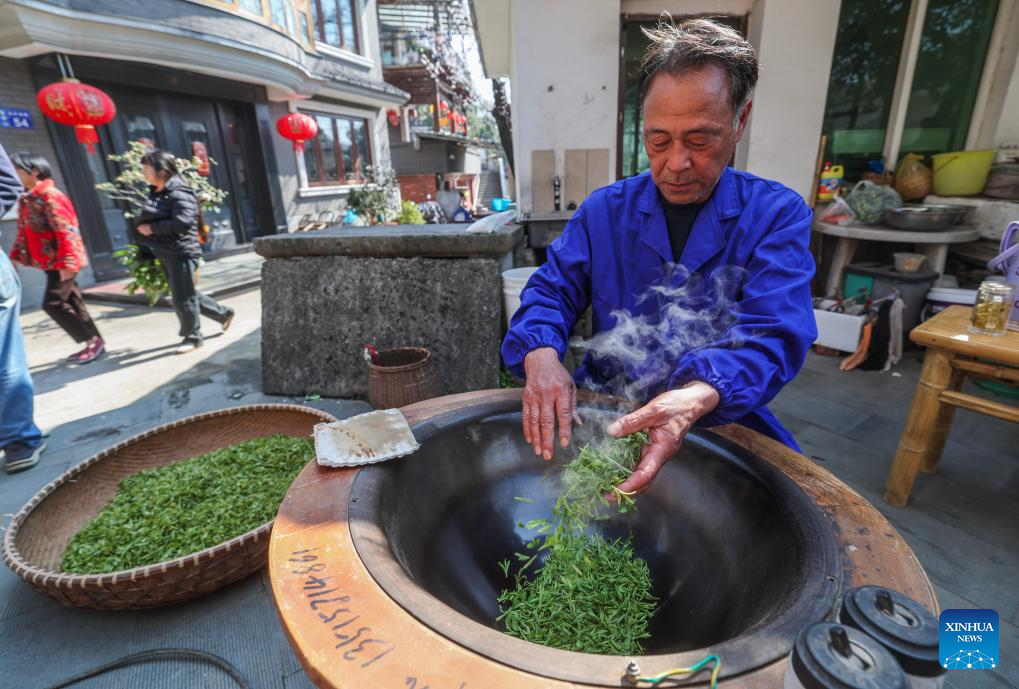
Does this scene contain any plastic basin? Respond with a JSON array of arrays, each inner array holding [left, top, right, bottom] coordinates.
[[931, 149, 996, 196]]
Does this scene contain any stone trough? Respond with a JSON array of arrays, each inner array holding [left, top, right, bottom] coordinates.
[[254, 223, 522, 399]]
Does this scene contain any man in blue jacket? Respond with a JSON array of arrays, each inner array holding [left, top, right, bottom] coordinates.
[[502, 18, 816, 495], [0, 141, 45, 473]]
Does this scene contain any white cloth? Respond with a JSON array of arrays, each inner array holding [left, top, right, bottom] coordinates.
[[884, 297, 905, 370], [314, 409, 419, 467], [466, 210, 516, 234]]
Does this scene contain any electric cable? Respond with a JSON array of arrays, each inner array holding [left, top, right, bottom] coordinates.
[[631, 654, 721, 687], [42, 647, 251, 689]]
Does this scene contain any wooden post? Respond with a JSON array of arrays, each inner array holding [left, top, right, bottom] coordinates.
[[884, 349, 956, 506], [809, 134, 828, 209]]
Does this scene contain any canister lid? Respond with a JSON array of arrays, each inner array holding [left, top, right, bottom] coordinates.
[[839, 586, 944, 677], [790, 622, 908, 689]]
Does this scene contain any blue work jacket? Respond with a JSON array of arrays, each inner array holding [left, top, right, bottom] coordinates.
[[501, 168, 817, 449]]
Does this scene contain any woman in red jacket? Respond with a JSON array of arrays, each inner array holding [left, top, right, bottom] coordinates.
[[9, 153, 104, 364]]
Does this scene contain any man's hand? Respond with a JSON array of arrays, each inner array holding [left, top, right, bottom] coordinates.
[[58, 269, 77, 281], [607, 381, 720, 495], [136, 223, 153, 236], [522, 347, 576, 460]]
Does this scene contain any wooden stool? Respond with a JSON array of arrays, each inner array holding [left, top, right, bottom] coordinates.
[[885, 306, 1019, 507]]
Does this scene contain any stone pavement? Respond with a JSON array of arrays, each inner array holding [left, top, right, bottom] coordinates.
[[81, 249, 264, 308], [1, 286, 367, 689]]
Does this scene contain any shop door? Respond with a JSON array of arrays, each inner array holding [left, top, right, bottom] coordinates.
[[86, 97, 166, 278], [74, 126, 134, 279], [217, 103, 264, 243], [166, 99, 242, 252]]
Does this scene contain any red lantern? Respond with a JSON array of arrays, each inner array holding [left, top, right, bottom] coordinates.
[[387, 109, 399, 128], [36, 79, 116, 154], [275, 112, 319, 152], [440, 100, 449, 112]]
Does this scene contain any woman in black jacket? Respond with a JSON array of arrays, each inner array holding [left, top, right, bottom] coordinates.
[[135, 149, 234, 354]]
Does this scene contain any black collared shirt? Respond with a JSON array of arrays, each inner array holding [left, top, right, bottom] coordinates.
[[661, 196, 704, 264]]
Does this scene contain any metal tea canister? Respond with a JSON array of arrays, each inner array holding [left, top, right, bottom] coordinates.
[[969, 279, 1015, 335], [784, 622, 908, 689], [840, 586, 945, 689]]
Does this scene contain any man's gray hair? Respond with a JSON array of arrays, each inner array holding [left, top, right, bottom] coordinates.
[[639, 16, 759, 121]]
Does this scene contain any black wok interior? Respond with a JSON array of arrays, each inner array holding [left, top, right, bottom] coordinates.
[[351, 407, 839, 662], [346, 405, 839, 680]]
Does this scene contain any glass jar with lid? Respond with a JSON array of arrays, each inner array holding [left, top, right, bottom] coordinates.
[[969, 279, 1015, 336]]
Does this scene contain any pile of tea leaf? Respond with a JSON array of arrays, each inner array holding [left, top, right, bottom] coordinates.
[[497, 432, 656, 655], [61, 435, 314, 574]]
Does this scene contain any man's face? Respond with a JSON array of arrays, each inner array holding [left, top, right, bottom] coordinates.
[[642, 64, 750, 205]]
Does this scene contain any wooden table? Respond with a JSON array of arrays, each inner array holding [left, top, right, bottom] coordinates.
[[885, 305, 1019, 506], [813, 220, 982, 296], [270, 390, 937, 688]]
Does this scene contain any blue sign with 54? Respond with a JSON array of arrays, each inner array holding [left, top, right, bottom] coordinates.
[[0, 108, 35, 130]]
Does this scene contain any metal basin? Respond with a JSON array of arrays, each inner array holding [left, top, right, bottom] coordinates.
[[883, 204, 971, 231], [348, 401, 840, 684]]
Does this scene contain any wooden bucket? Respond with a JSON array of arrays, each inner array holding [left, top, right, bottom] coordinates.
[[367, 347, 442, 409]]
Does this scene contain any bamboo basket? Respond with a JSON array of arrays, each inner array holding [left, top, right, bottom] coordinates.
[[2, 404, 335, 609], [367, 347, 443, 409]]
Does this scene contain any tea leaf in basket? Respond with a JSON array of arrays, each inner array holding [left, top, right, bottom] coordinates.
[[60, 435, 314, 574]]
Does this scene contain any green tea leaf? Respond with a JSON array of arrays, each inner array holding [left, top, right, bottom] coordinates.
[[60, 435, 314, 573]]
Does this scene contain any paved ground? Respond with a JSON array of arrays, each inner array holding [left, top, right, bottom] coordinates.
[[772, 351, 1019, 689], [1, 286, 1016, 687], [81, 249, 264, 308], [1, 288, 367, 689]]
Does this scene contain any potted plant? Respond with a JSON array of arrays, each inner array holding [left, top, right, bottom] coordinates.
[[345, 166, 401, 225]]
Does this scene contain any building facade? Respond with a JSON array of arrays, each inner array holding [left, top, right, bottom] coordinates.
[[471, 0, 1019, 215], [378, 0, 505, 211], [0, 0, 407, 294]]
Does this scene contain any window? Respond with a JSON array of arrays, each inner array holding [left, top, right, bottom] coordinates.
[[269, 0, 294, 34], [200, 0, 314, 47], [409, 104, 435, 132], [901, 0, 999, 154], [238, 0, 264, 14], [299, 11, 312, 44], [303, 112, 372, 186], [314, 0, 360, 53], [821, 0, 1001, 180], [821, 1, 913, 179]]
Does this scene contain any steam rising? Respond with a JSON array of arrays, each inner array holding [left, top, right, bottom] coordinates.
[[575, 264, 747, 402]]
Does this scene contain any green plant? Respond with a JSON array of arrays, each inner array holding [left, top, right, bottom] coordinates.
[[95, 140, 227, 219], [346, 165, 399, 224], [112, 244, 168, 306], [498, 368, 521, 388], [61, 435, 315, 574], [396, 199, 425, 225], [497, 432, 656, 655]]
